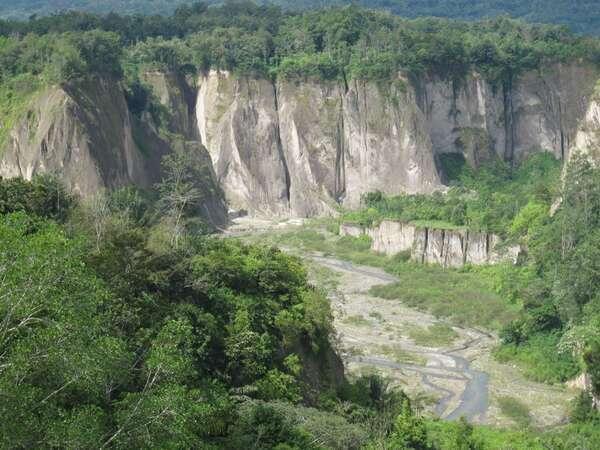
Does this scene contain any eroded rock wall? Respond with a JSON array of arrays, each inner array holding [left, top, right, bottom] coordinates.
[[419, 64, 599, 168], [0, 78, 153, 196], [197, 71, 441, 217], [340, 220, 520, 268], [2, 64, 598, 223], [0, 74, 228, 226]]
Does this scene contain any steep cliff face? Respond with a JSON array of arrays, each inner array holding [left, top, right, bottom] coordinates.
[[569, 82, 600, 163], [0, 75, 227, 226], [197, 71, 441, 217], [196, 71, 291, 216], [341, 220, 519, 268], [0, 78, 153, 196], [342, 78, 439, 207], [276, 80, 344, 217], [419, 64, 598, 168], [2, 64, 598, 222], [194, 64, 598, 218]]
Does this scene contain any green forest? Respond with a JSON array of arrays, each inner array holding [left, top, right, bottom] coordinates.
[[0, 1, 598, 144], [1, 1, 599, 36], [2, 156, 600, 449]]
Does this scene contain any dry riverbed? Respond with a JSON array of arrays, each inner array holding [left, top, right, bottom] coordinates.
[[227, 218, 576, 428]]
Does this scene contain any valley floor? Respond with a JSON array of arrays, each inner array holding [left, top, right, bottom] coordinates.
[[227, 217, 576, 429]]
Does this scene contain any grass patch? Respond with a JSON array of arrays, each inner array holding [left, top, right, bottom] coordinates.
[[493, 333, 579, 383], [497, 396, 532, 427], [370, 264, 520, 331], [0, 74, 45, 151], [307, 262, 341, 291], [345, 347, 365, 357], [406, 323, 458, 347], [343, 314, 370, 327], [409, 219, 466, 230], [368, 311, 383, 321], [427, 419, 600, 450], [377, 344, 426, 365]]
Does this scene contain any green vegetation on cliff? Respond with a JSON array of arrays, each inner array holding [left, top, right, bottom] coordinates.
[[0, 3, 597, 148], [0, 3, 598, 86], [345, 152, 561, 235]]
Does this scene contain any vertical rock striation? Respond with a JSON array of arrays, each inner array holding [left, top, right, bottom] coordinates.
[[197, 71, 441, 217], [419, 64, 598, 169], [340, 220, 520, 268], [1, 64, 599, 222]]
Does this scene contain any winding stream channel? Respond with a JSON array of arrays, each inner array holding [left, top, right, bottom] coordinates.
[[310, 255, 491, 422]]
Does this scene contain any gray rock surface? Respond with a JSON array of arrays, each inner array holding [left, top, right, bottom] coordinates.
[[2, 64, 599, 222], [0, 75, 227, 226], [341, 220, 520, 268]]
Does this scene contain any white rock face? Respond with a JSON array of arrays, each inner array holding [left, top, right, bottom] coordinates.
[[196, 71, 441, 217], [195, 65, 599, 217], [341, 220, 520, 268], [277, 79, 345, 217], [2, 64, 599, 222], [569, 87, 600, 163], [368, 220, 415, 254], [341, 78, 440, 208], [197, 71, 290, 216], [420, 64, 599, 167], [0, 79, 151, 197]]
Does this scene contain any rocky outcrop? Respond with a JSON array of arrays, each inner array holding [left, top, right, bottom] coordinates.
[[340, 220, 519, 268], [1, 64, 598, 222], [567, 372, 600, 410], [366, 220, 416, 254], [568, 82, 600, 163], [0, 75, 227, 226], [0, 78, 153, 196], [196, 72, 291, 216]]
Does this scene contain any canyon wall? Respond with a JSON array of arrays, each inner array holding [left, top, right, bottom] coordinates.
[[419, 64, 598, 167], [0, 75, 227, 226], [195, 64, 599, 216], [340, 220, 520, 268], [196, 72, 440, 217], [1, 64, 598, 221]]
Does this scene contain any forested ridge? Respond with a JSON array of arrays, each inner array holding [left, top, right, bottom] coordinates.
[[1, 0, 599, 36]]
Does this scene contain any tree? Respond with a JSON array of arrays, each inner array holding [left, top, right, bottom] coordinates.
[[387, 400, 430, 450], [156, 151, 203, 249], [0, 212, 131, 447]]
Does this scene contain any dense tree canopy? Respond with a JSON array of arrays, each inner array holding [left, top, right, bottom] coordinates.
[[0, 2, 598, 88], [1, 1, 599, 36]]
